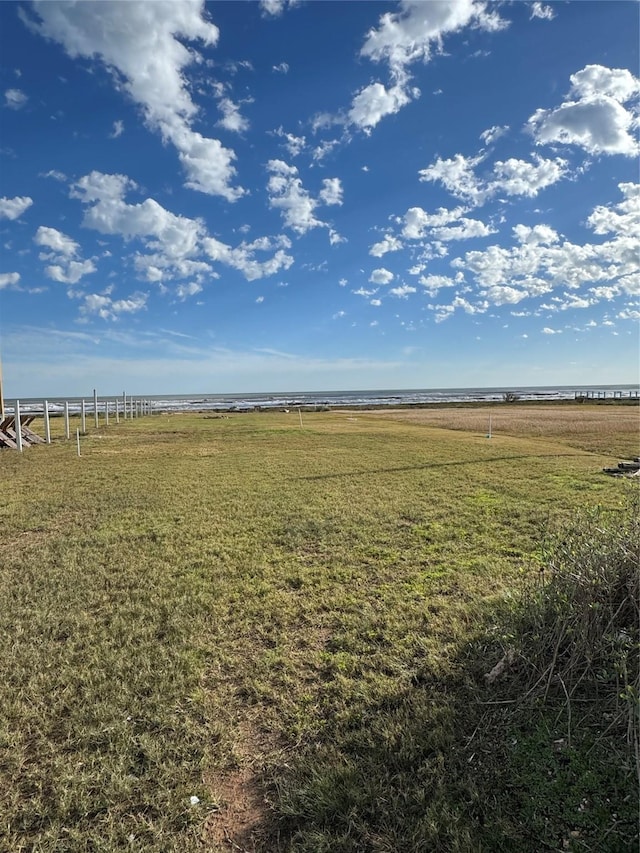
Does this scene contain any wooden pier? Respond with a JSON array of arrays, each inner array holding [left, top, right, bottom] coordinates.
[[574, 389, 639, 400]]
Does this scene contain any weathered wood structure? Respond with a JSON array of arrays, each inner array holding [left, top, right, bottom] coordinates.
[[0, 414, 46, 449]]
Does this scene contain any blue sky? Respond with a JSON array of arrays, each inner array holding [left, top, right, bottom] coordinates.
[[1, 0, 638, 397]]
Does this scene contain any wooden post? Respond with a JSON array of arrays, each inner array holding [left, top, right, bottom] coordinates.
[[76, 428, 81, 457], [93, 389, 99, 428], [15, 400, 23, 453], [115, 397, 120, 424], [43, 399, 51, 444], [64, 401, 70, 439], [105, 399, 109, 426], [122, 391, 127, 420], [81, 400, 86, 434]]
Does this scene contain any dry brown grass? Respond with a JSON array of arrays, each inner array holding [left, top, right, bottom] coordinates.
[[361, 404, 639, 458]]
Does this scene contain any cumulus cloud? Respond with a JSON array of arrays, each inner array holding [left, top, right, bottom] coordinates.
[[267, 160, 342, 237], [0, 272, 21, 289], [348, 81, 413, 131], [347, 0, 507, 131], [35, 225, 80, 257], [176, 281, 202, 300], [81, 291, 148, 321], [217, 96, 250, 133], [34, 225, 97, 284], [4, 88, 27, 109], [110, 120, 124, 138], [260, 0, 298, 16], [419, 153, 567, 205], [369, 267, 394, 285], [72, 170, 293, 282], [530, 2, 555, 21], [273, 127, 306, 157], [25, 0, 244, 200], [370, 233, 404, 257], [389, 284, 416, 298], [0, 195, 33, 220], [319, 177, 343, 206], [480, 124, 509, 145], [528, 64, 640, 157], [444, 183, 639, 315]]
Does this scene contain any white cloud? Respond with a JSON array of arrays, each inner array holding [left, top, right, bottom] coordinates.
[[4, 88, 27, 109], [110, 120, 124, 138], [418, 273, 461, 294], [542, 327, 561, 334], [81, 291, 148, 321], [267, 161, 341, 236], [311, 139, 340, 161], [402, 205, 468, 239], [389, 284, 416, 298], [260, 0, 298, 16], [45, 259, 97, 285], [0, 195, 33, 220], [0, 272, 21, 289], [273, 127, 306, 157], [34, 225, 97, 285], [72, 170, 293, 282], [530, 2, 555, 21], [490, 156, 567, 197], [480, 124, 509, 145], [34, 225, 79, 257], [369, 267, 394, 285], [360, 0, 506, 71], [347, 0, 507, 131], [447, 183, 639, 312], [370, 298, 382, 307], [176, 281, 202, 300], [348, 81, 413, 131], [217, 97, 250, 133], [419, 154, 486, 204], [528, 64, 640, 157], [26, 0, 244, 200], [272, 62, 289, 74], [370, 234, 404, 257], [419, 153, 567, 205], [319, 177, 343, 206]]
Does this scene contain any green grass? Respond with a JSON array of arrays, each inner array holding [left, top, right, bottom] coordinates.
[[0, 409, 637, 851]]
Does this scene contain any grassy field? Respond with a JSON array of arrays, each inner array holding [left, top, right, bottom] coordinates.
[[0, 405, 637, 852]]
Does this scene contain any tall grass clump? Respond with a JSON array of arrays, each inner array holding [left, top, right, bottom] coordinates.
[[474, 491, 639, 850], [519, 494, 639, 741]]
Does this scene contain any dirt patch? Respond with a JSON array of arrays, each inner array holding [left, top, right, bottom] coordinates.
[[201, 722, 272, 852]]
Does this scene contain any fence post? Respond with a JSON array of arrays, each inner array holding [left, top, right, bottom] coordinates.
[[64, 401, 70, 439], [105, 399, 110, 426], [122, 391, 127, 420], [43, 399, 51, 444], [81, 400, 86, 434], [93, 389, 99, 428], [15, 400, 23, 453], [115, 397, 120, 424]]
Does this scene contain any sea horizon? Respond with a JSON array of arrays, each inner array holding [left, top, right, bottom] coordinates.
[[7, 382, 640, 414]]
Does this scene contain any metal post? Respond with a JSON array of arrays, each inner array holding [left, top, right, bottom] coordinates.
[[81, 400, 86, 434], [15, 400, 23, 452], [64, 401, 70, 439], [93, 389, 99, 428], [43, 399, 51, 444]]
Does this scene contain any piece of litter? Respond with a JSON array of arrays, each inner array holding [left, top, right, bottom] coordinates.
[[189, 795, 200, 806]]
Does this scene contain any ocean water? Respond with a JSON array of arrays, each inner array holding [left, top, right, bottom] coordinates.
[[7, 384, 639, 415]]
